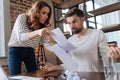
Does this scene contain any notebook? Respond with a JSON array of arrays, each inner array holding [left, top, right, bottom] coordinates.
[[0, 66, 43, 80]]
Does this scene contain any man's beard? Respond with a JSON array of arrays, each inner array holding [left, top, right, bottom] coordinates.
[[72, 27, 83, 34]]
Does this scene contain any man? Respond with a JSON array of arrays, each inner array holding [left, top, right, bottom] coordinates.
[[40, 8, 109, 72]]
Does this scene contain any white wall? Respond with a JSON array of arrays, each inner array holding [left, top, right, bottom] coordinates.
[[0, 0, 11, 57]]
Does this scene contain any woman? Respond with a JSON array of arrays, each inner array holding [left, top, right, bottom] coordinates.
[[8, 0, 52, 75]]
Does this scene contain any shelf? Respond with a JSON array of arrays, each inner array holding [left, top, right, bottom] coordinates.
[[56, 16, 66, 23], [101, 24, 120, 33], [54, 1, 120, 34], [54, 0, 90, 9], [56, 2, 120, 23], [87, 2, 120, 18]]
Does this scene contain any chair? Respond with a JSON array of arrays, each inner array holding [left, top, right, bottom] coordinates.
[[36, 43, 47, 69]]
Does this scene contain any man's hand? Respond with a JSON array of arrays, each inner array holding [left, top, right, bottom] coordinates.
[[40, 62, 57, 72], [108, 46, 120, 59], [40, 62, 64, 73]]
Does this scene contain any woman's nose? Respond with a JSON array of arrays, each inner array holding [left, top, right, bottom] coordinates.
[[44, 14, 48, 19]]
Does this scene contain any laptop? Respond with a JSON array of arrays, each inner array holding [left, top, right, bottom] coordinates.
[[0, 66, 12, 80], [0, 66, 43, 80]]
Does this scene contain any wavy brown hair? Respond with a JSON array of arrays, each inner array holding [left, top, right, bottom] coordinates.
[[26, 0, 52, 31]]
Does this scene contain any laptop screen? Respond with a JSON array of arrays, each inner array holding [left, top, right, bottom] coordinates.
[[0, 66, 21, 80], [0, 66, 43, 80], [0, 66, 8, 80]]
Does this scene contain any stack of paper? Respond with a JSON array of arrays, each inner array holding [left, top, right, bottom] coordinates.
[[9, 76, 43, 80], [51, 28, 76, 51], [51, 28, 79, 72]]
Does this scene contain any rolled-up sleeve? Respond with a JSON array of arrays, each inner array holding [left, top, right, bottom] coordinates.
[[14, 14, 29, 43], [98, 30, 109, 65]]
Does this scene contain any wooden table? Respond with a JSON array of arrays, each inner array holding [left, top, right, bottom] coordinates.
[[21, 70, 105, 80], [21, 70, 62, 80], [21, 70, 44, 78], [78, 72, 105, 80]]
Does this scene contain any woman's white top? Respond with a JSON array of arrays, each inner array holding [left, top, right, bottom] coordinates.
[[8, 14, 52, 48]]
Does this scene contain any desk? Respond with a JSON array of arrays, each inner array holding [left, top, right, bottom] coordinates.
[[21, 70, 61, 80], [21, 70, 44, 77], [21, 70, 105, 80], [78, 72, 105, 80]]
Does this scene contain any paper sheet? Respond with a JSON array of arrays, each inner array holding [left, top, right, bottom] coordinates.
[[51, 44, 79, 72], [9, 76, 43, 80], [51, 28, 76, 51]]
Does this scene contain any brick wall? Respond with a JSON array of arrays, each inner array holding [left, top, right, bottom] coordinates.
[[10, 0, 36, 29]]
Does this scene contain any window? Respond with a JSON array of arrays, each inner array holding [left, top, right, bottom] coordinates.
[[61, 0, 120, 47], [105, 31, 120, 47]]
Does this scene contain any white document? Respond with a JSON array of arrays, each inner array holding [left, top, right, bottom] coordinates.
[[9, 76, 43, 80], [51, 44, 79, 72], [51, 28, 76, 51]]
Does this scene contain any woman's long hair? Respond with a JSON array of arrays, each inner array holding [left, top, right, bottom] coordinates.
[[26, 0, 52, 31]]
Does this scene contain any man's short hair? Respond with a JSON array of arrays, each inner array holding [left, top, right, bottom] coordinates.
[[65, 7, 84, 18]]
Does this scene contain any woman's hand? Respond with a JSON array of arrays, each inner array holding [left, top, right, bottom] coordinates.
[[38, 28, 52, 37]]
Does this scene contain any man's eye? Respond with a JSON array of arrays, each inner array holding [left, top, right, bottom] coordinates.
[[67, 23, 70, 24], [73, 20, 77, 24]]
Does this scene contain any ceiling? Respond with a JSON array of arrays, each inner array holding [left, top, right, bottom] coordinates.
[[52, 0, 120, 9], [52, 0, 89, 9]]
